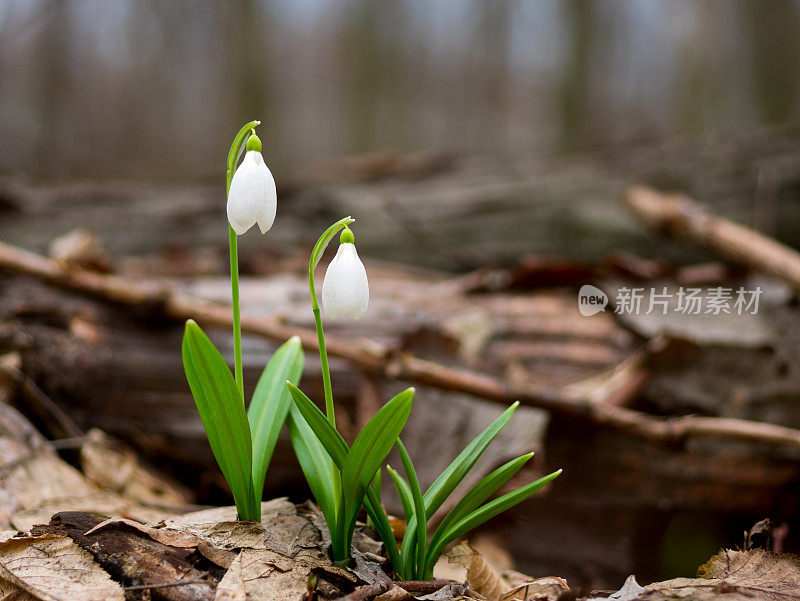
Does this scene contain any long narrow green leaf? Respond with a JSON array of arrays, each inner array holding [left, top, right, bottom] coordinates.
[[286, 403, 336, 523], [182, 320, 256, 519], [427, 453, 533, 560], [387, 466, 413, 523], [424, 469, 562, 576], [397, 439, 427, 580], [423, 402, 519, 514], [340, 389, 413, 557], [402, 402, 519, 570], [363, 488, 405, 578], [286, 382, 349, 464], [248, 336, 304, 499]]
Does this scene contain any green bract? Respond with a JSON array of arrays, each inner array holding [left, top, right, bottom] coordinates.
[[387, 405, 562, 580]]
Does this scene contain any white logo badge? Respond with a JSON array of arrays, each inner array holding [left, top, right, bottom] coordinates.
[[578, 285, 608, 316]]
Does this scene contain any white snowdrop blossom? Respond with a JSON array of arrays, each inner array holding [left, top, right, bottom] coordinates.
[[226, 149, 277, 235], [322, 235, 369, 319]]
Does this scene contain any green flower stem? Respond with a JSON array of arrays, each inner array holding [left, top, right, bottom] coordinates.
[[225, 120, 260, 402], [308, 257, 341, 518], [228, 225, 244, 402], [311, 300, 335, 425]]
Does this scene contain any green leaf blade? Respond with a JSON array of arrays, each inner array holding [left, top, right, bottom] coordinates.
[[427, 452, 533, 562], [286, 382, 349, 466], [182, 320, 256, 520], [397, 439, 427, 580], [248, 336, 304, 501], [425, 469, 562, 575], [341, 389, 414, 539], [387, 465, 414, 524], [402, 402, 519, 570], [286, 402, 337, 523]]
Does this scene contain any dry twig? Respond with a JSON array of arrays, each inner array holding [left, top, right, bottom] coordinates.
[[2, 240, 800, 454], [626, 184, 800, 291]]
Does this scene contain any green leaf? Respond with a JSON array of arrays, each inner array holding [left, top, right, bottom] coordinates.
[[371, 468, 382, 502], [182, 320, 256, 520], [286, 382, 349, 465], [363, 488, 405, 579], [387, 465, 414, 523], [397, 439, 427, 580], [402, 402, 519, 570], [424, 469, 562, 576], [428, 452, 533, 561], [248, 336, 304, 500], [286, 402, 336, 523], [423, 402, 519, 515], [340, 389, 413, 549]]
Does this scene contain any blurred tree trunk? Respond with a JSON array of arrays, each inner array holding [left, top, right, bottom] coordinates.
[[745, 0, 800, 125], [36, 0, 71, 176], [559, 0, 594, 151]]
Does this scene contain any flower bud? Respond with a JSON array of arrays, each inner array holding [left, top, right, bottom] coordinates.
[[322, 229, 369, 319], [226, 140, 276, 235]]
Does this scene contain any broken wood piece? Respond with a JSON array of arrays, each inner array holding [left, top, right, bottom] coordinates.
[[625, 185, 800, 291], [46, 511, 218, 601]]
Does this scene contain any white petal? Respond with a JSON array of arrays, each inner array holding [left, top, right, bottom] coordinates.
[[227, 151, 275, 235], [322, 243, 369, 319], [256, 164, 277, 233]]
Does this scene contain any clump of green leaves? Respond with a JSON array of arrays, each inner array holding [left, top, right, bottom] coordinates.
[[287, 382, 412, 567], [182, 323, 303, 521], [386, 403, 562, 580]]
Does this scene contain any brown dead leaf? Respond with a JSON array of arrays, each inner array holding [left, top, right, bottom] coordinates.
[[214, 548, 304, 601], [0, 534, 125, 601], [80, 429, 192, 506], [629, 549, 800, 601], [448, 541, 510, 601], [499, 577, 569, 601], [374, 584, 412, 601], [0, 404, 177, 532]]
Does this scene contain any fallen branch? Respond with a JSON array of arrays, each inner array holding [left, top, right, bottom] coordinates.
[[625, 184, 800, 291], [2, 240, 800, 455]]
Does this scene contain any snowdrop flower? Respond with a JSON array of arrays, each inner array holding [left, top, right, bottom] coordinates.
[[322, 228, 369, 319], [226, 133, 277, 235]]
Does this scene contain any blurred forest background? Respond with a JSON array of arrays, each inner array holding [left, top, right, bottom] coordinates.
[[2, 0, 800, 594], [1, 0, 799, 181]]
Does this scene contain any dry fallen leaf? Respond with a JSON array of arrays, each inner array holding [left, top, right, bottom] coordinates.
[[80, 429, 192, 506], [448, 541, 510, 601], [641, 549, 800, 601], [0, 534, 125, 601], [499, 577, 569, 601]]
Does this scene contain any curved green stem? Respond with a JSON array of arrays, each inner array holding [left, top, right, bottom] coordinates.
[[307, 216, 354, 424], [225, 120, 260, 403]]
